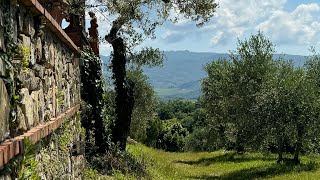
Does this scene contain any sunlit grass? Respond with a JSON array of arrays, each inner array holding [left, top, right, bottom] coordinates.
[[124, 143, 320, 180]]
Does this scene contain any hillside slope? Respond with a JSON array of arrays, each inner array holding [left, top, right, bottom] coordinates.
[[124, 143, 320, 180]]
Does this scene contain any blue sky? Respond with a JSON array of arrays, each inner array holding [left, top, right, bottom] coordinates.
[[93, 0, 320, 56]]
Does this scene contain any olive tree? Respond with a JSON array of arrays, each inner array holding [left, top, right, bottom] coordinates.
[[257, 60, 320, 164], [203, 32, 276, 152]]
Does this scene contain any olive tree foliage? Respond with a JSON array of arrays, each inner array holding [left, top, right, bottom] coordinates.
[[127, 67, 158, 143], [202, 59, 235, 149], [303, 48, 320, 153], [202, 32, 320, 163], [89, 0, 218, 151]]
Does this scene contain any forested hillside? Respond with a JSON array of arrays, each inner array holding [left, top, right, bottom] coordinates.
[[102, 52, 306, 100]]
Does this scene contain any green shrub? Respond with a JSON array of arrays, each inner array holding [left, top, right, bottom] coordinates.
[[156, 121, 188, 152]]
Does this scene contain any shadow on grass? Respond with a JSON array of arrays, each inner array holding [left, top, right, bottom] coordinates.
[[175, 152, 276, 166], [188, 161, 319, 180]]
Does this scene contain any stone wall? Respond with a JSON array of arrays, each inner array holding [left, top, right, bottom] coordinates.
[[36, 114, 85, 180], [0, 0, 84, 179]]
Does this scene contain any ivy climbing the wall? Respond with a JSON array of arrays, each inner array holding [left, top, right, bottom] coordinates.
[[80, 47, 109, 154], [0, 0, 21, 138]]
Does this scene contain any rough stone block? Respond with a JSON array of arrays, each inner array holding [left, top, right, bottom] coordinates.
[[33, 64, 45, 78], [41, 42, 49, 64], [16, 5, 26, 33], [39, 90, 45, 123], [19, 34, 31, 49], [23, 14, 35, 37], [0, 79, 10, 142], [0, 9, 3, 27], [20, 88, 34, 128], [66, 82, 70, 108], [23, 75, 41, 92], [45, 68, 53, 76], [0, 57, 6, 77], [9, 9, 17, 44], [30, 91, 40, 125], [19, 69, 34, 88], [43, 77, 50, 93], [31, 77, 42, 91], [49, 43, 55, 67], [41, 40, 55, 68], [16, 12, 23, 33], [52, 86, 56, 117], [17, 106, 27, 132], [30, 43, 35, 65], [0, 28, 5, 52], [44, 110, 51, 122]]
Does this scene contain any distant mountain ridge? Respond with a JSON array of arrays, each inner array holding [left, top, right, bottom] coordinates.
[[101, 51, 307, 100]]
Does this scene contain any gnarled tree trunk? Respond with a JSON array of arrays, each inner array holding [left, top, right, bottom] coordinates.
[[293, 124, 304, 164], [277, 136, 284, 163], [106, 18, 135, 151]]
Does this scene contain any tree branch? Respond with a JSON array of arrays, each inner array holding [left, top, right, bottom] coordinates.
[[105, 17, 126, 43]]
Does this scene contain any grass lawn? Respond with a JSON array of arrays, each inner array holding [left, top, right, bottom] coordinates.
[[123, 143, 320, 180]]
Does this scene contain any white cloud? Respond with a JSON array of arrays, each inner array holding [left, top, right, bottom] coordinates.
[[207, 0, 287, 46], [161, 30, 187, 43], [211, 31, 224, 45], [256, 3, 320, 46]]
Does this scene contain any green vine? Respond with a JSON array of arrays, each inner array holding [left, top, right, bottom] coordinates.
[[0, 0, 21, 136], [57, 90, 64, 106], [17, 139, 41, 180], [57, 118, 74, 152], [80, 47, 109, 153], [19, 45, 31, 74]]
